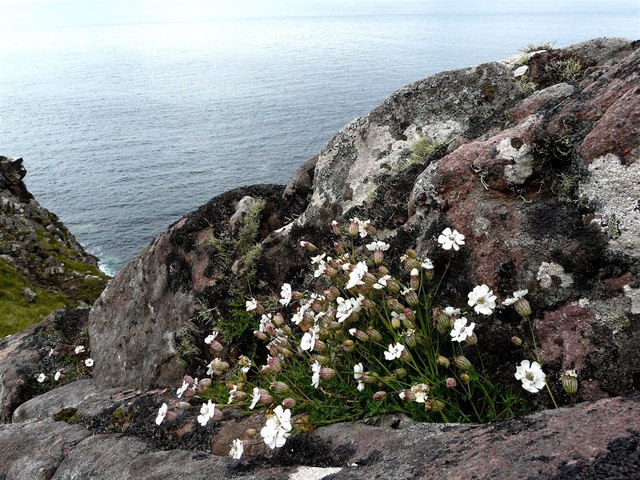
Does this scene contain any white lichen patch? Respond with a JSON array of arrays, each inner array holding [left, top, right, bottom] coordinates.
[[498, 137, 534, 185], [579, 154, 640, 258], [623, 285, 640, 315], [289, 467, 343, 480], [537, 262, 574, 289]]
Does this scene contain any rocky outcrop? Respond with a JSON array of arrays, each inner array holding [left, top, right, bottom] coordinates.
[[0, 156, 109, 336], [1, 38, 639, 478]]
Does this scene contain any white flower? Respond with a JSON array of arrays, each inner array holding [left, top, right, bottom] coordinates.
[[311, 253, 327, 278], [280, 283, 292, 306], [311, 360, 321, 389], [421, 258, 434, 270], [353, 363, 365, 391], [300, 324, 320, 352], [450, 317, 476, 342], [373, 274, 391, 290], [48, 348, 55, 357], [515, 360, 546, 393], [438, 227, 465, 251], [229, 439, 244, 459], [197, 400, 216, 426], [467, 284, 497, 315], [74, 345, 86, 355], [384, 343, 405, 361], [36, 373, 46, 383], [259, 313, 272, 333], [336, 295, 364, 323], [411, 383, 429, 403], [84, 358, 94, 367], [366, 241, 390, 252], [227, 384, 238, 404], [345, 261, 368, 289], [204, 331, 219, 344], [246, 298, 258, 311], [155, 403, 168, 425], [249, 387, 261, 409], [260, 405, 292, 449], [502, 289, 529, 306], [54, 371, 61, 381], [350, 217, 371, 238], [176, 380, 189, 398], [443, 306, 461, 316]]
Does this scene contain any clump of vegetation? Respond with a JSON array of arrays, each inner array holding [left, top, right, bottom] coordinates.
[[519, 41, 555, 54], [542, 57, 583, 83], [398, 135, 443, 171], [155, 219, 580, 460], [530, 133, 577, 201]]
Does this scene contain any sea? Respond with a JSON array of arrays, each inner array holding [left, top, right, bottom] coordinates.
[[1, 0, 638, 275]]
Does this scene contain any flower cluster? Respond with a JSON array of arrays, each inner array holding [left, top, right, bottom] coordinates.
[[155, 220, 571, 459]]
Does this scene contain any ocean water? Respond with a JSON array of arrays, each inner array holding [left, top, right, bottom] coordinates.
[[1, 1, 638, 275]]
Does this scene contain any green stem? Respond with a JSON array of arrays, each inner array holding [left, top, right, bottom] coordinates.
[[545, 381, 559, 409]]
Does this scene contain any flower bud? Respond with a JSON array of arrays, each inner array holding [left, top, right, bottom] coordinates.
[[366, 326, 383, 343], [361, 372, 379, 384], [267, 356, 282, 374], [514, 298, 532, 318], [403, 330, 417, 348], [425, 398, 445, 412], [320, 367, 336, 380], [230, 391, 247, 402], [209, 359, 229, 376], [280, 347, 293, 358], [399, 348, 413, 363], [436, 314, 454, 336], [405, 257, 421, 270], [406, 248, 418, 259], [331, 221, 342, 236], [404, 308, 416, 323], [272, 313, 284, 327], [561, 370, 578, 395], [164, 410, 178, 423], [363, 272, 378, 286], [465, 333, 478, 346], [511, 336, 523, 346], [324, 286, 340, 302], [198, 378, 212, 389], [350, 328, 369, 342], [245, 428, 257, 438], [183, 375, 194, 385], [391, 316, 402, 330], [460, 373, 471, 383], [423, 268, 434, 282], [364, 223, 377, 237], [313, 355, 330, 365], [313, 340, 327, 352], [258, 390, 273, 405], [373, 391, 388, 401], [175, 401, 192, 410], [361, 297, 374, 309], [254, 330, 268, 341], [348, 219, 359, 237], [446, 377, 457, 389], [270, 381, 290, 393], [399, 389, 416, 402], [300, 240, 317, 252], [437, 355, 451, 368], [342, 340, 355, 353], [410, 268, 420, 290], [387, 278, 403, 294], [182, 387, 196, 399], [404, 288, 420, 307], [208, 340, 225, 357], [212, 408, 224, 421], [377, 266, 390, 276], [454, 355, 473, 372], [374, 249, 384, 265], [402, 316, 416, 331], [393, 368, 407, 379], [282, 397, 296, 409]]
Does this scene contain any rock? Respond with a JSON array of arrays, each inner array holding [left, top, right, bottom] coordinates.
[[513, 65, 529, 78], [22, 287, 36, 302]]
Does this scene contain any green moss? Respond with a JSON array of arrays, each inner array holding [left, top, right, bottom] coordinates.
[[0, 259, 69, 337], [607, 216, 621, 239], [530, 133, 577, 201], [543, 57, 583, 83], [410, 135, 441, 163]]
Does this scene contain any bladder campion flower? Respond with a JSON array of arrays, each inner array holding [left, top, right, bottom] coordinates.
[[229, 439, 244, 459], [467, 284, 497, 315], [438, 227, 465, 251], [300, 324, 320, 351], [561, 369, 578, 394], [249, 387, 261, 409], [260, 405, 292, 449], [246, 298, 258, 312], [74, 346, 85, 355], [353, 363, 365, 391], [346, 262, 368, 289], [204, 331, 219, 344], [155, 403, 168, 425], [515, 360, 546, 393], [450, 317, 476, 343], [54, 371, 62, 381], [502, 289, 528, 306], [36, 373, 46, 383], [280, 283, 292, 306], [311, 361, 321, 388], [84, 358, 94, 367], [384, 342, 405, 361], [176, 379, 189, 398], [197, 400, 217, 426]]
